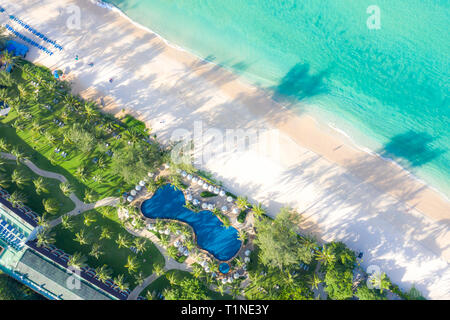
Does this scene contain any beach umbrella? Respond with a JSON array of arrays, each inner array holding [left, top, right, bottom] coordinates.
[[219, 190, 226, 197], [181, 171, 187, 177], [186, 194, 193, 201], [130, 190, 137, 196], [135, 185, 142, 191], [187, 174, 193, 180], [227, 196, 233, 203], [148, 172, 154, 178], [245, 250, 251, 256], [202, 184, 209, 190], [193, 199, 200, 206], [227, 277, 233, 283], [207, 204, 214, 210], [204, 266, 210, 272], [232, 208, 239, 214], [202, 203, 207, 209], [208, 185, 214, 192], [221, 278, 227, 284], [127, 196, 134, 202], [174, 240, 180, 248], [214, 187, 220, 194], [164, 229, 170, 235], [200, 260, 208, 268], [197, 180, 204, 186], [211, 272, 217, 278], [221, 206, 228, 212], [244, 257, 250, 263], [164, 164, 170, 169], [234, 273, 240, 279], [139, 180, 146, 187], [192, 177, 198, 183]]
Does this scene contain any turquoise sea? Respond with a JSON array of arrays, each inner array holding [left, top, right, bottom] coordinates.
[[104, 0, 450, 197]]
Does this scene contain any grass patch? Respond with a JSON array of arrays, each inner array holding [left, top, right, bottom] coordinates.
[[200, 191, 216, 198], [52, 208, 165, 289]]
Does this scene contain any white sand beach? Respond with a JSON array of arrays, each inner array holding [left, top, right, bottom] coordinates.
[[1, 0, 449, 299]]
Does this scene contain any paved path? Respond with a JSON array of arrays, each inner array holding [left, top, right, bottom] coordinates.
[[1, 152, 119, 227]]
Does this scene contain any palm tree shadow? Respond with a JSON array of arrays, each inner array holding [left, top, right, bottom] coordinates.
[[271, 63, 329, 103], [379, 131, 446, 168]]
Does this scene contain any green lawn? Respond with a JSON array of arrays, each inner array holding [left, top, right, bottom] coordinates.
[[0, 159, 75, 217], [140, 269, 232, 300], [51, 207, 165, 289]]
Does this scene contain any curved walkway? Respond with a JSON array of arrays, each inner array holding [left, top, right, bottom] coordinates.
[[1, 152, 119, 227]]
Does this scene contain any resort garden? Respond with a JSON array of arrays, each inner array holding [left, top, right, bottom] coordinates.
[[0, 45, 423, 300]]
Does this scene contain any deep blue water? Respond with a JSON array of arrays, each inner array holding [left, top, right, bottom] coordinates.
[[140, 185, 242, 261]]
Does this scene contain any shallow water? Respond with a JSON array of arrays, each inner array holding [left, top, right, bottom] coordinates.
[[105, 0, 450, 197]]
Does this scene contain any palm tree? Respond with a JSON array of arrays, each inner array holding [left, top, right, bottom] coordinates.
[[100, 227, 112, 240], [33, 177, 49, 195], [75, 166, 88, 181], [133, 238, 147, 254], [135, 271, 145, 286], [1, 50, 19, 69], [11, 169, 29, 188], [36, 215, 49, 228], [116, 234, 130, 249], [36, 229, 55, 248], [95, 265, 112, 284], [59, 182, 73, 196], [0, 138, 9, 152], [308, 273, 321, 290], [369, 272, 391, 293], [315, 245, 336, 266], [300, 235, 317, 252], [0, 173, 9, 188], [11, 147, 27, 164], [83, 212, 96, 226], [153, 263, 164, 277], [42, 198, 59, 215], [90, 243, 104, 259], [125, 255, 140, 274], [251, 203, 266, 219], [74, 229, 89, 245], [207, 261, 219, 274], [215, 282, 225, 296], [237, 230, 247, 242], [8, 190, 27, 208], [83, 101, 99, 120], [114, 274, 129, 291], [61, 215, 74, 230], [166, 272, 178, 286], [83, 189, 96, 203], [146, 291, 156, 300], [68, 252, 87, 270], [236, 196, 251, 210], [192, 264, 204, 279]]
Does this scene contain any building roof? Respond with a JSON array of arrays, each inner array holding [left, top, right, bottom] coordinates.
[[15, 249, 113, 300]]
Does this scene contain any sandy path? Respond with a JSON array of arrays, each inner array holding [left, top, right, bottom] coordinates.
[[0, 0, 449, 299]]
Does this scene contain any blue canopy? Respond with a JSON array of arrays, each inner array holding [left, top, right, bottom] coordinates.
[[5, 40, 29, 57]]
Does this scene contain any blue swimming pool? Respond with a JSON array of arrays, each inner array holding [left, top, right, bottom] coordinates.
[[141, 185, 242, 261], [219, 262, 230, 274]]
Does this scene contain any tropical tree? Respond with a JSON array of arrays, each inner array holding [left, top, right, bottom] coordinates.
[[95, 265, 112, 284], [74, 229, 89, 245], [59, 181, 73, 196], [153, 263, 164, 277], [146, 291, 156, 300], [61, 215, 74, 230], [309, 273, 322, 290], [252, 202, 266, 219], [75, 166, 88, 181], [125, 255, 140, 274], [36, 229, 55, 248], [368, 272, 391, 293], [83, 189, 97, 203], [237, 230, 248, 242], [68, 252, 87, 270], [114, 274, 129, 291], [8, 191, 27, 208], [166, 272, 178, 286], [36, 215, 49, 228], [0, 138, 9, 152], [90, 243, 104, 259], [0, 173, 9, 188], [33, 177, 49, 195], [133, 238, 147, 254], [135, 271, 145, 286], [83, 212, 96, 226], [11, 169, 29, 188], [100, 227, 112, 240], [315, 245, 336, 266], [116, 234, 130, 249], [236, 196, 251, 210], [10, 147, 27, 164], [42, 198, 59, 215]]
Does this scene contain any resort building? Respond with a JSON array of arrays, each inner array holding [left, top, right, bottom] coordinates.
[[0, 189, 117, 300]]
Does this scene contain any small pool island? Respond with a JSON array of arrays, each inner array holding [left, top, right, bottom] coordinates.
[[141, 185, 242, 261]]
